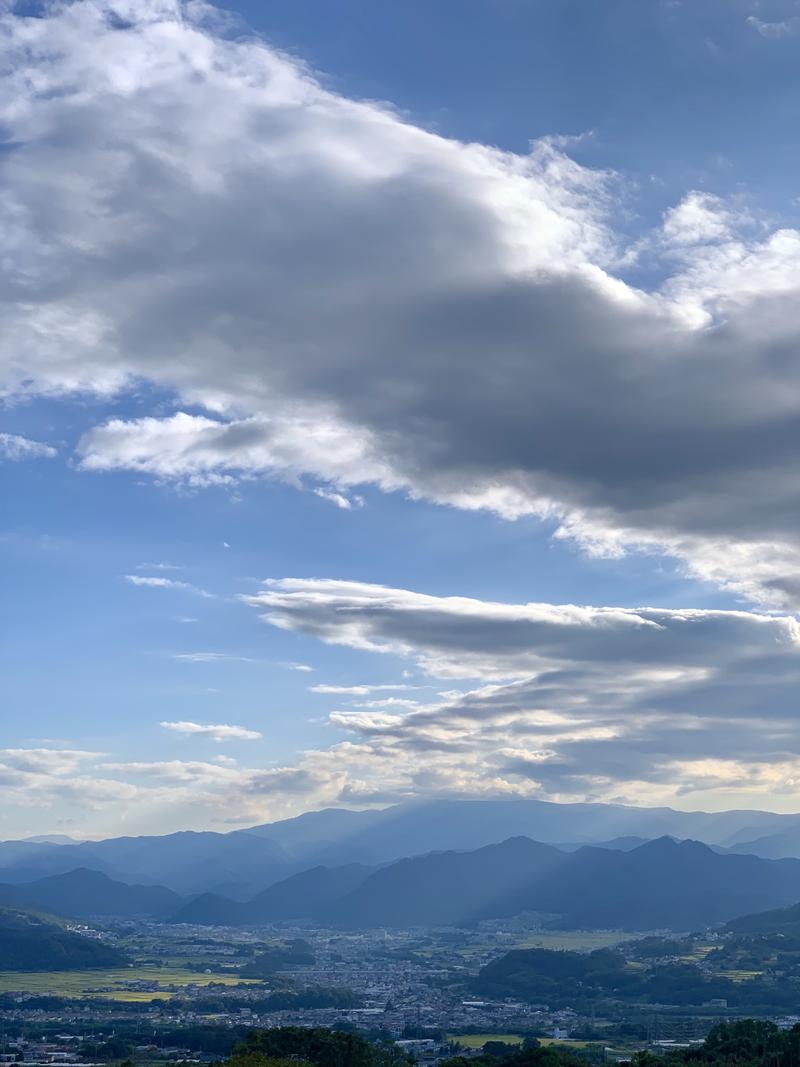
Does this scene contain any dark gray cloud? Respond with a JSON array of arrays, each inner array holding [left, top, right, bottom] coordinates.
[[1, 2, 800, 603]]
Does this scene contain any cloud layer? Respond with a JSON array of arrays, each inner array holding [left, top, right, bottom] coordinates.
[[7, 576, 800, 828], [2, 1, 800, 604], [238, 579, 800, 807]]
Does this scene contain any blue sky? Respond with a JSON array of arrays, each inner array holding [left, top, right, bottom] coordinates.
[[3, 0, 800, 838]]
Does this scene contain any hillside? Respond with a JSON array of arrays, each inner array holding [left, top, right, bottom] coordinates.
[[0, 868, 182, 920], [725, 900, 800, 936], [172, 863, 373, 925], [168, 835, 800, 932], [324, 836, 800, 930], [528, 838, 800, 930], [325, 837, 565, 927], [0, 907, 126, 970]]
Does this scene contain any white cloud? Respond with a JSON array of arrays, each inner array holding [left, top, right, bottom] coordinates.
[[313, 487, 361, 510], [0, 433, 57, 461], [80, 412, 398, 491], [159, 720, 262, 741], [172, 651, 257, 662], [747, 14, 800, 38], [310, 683, 421, 694], [660, 191, 738, 247], [124, 574, 213, 597], [0, 748, 139, 812], [102, 758, 248, 782]]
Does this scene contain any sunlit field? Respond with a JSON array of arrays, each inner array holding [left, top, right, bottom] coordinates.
[[448, 1034, 524, 1048], [514, 931, 629, 951], [0, 965, 260, 999], [448, 1035, 596, 1051]]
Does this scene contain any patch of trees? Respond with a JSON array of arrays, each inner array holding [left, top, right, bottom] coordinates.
[[622, 938, 693, 960], [442, 1040, 588, 1067], [476, 948, 636, 1003], [172, 986, 361, 1014], [229, 1027, 410, 1067], [240, 940, 316, 976], [659, 1020, 800, 1067], [475, 946, 800, 1011]]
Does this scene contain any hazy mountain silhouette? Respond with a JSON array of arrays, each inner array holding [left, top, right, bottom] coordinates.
[[728, 827, 800, 861], [0, 868, 182, 919], [4, 798, 800, 898], [173, 863, 373, 924], [324, 836, 800, 930]]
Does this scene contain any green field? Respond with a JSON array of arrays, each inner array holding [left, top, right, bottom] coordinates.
[[680, 944, 715, 963], [716, 969, 762, 982], [538, 1039, 594, 1049], [448, 1035, 596, 1051], [448, 1034, 524, 1048], [514, 931, 628, 951], [0, 965, 260, 1000]]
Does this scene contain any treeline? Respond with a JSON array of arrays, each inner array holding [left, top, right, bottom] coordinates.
[[476, 946, 800, 1011], [228, 1026, 410, 1067], [240, 940, 316, 977], [664, 1021, 800, 1067], [171, 986, 362, 1013]]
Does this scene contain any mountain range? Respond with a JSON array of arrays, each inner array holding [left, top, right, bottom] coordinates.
[[270, 836, 800, 931], [5, 798, 800, 896], [10, 835, 800, 933]]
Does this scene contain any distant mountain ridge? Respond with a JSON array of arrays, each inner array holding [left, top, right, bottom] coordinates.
[[243, 798, 800, 866], [174, 835, 800, 932], [319, 836, 800, 931], [0, 868, 182, 919], [0, 829, 290, 896], [5, 835, 800, 933], [5, 797, 800, 898]]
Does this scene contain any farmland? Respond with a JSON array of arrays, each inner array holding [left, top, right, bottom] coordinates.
[[0, 964, 260, 1000]]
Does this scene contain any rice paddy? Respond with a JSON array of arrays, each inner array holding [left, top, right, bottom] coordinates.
[[0, 965, 260, 1000]]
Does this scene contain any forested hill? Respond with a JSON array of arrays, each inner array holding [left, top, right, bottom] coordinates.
[[725, 899, 800, 936], [322, 836, 800, 930], [0, 867, 182, 920], [0, 907, 126, 970]]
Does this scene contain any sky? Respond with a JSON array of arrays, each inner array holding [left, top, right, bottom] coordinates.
[[3, 0, 800, 839]]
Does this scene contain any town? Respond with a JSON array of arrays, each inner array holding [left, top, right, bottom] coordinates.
[[3, 916, 800, 1067]]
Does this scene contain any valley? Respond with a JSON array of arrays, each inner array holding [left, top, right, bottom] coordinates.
[[6, 802, 800, 1065]]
